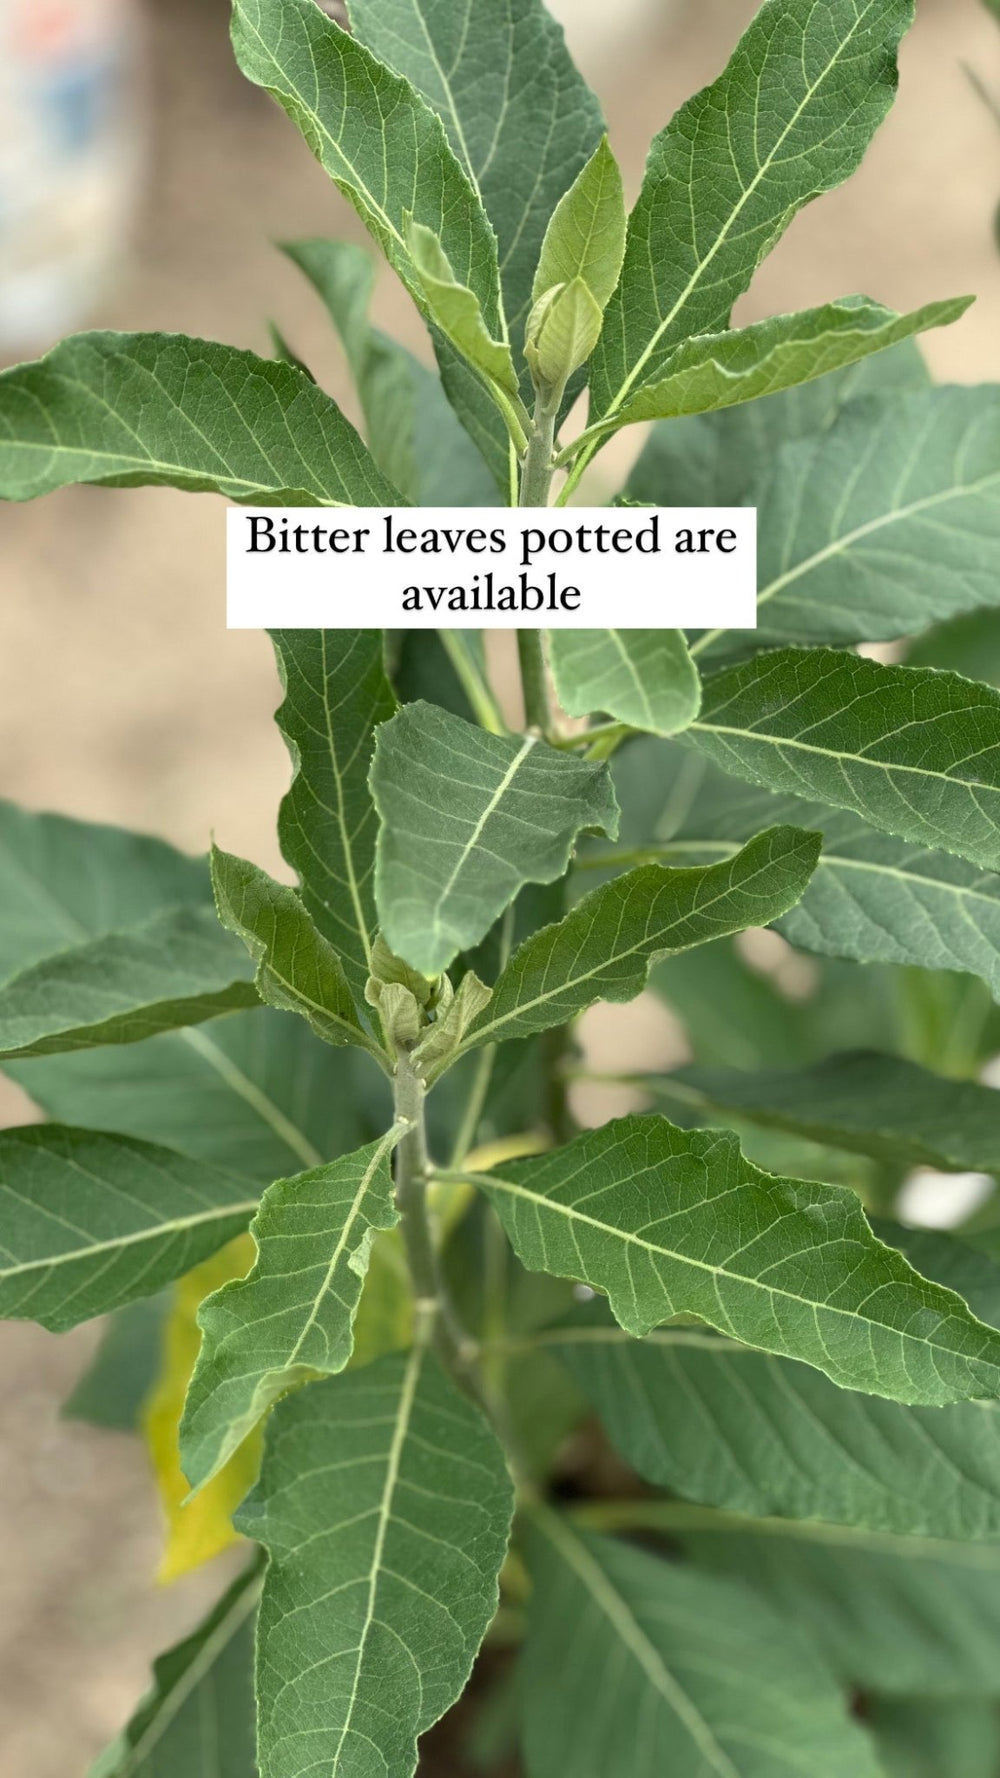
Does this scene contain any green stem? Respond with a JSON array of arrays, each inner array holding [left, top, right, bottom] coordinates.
[[449, 1042, 497, 1167], [517, 630, 551, 732], [440, 632, 506, 735], [393, 1053, 477, 1381], [518, 399, 557, 508]]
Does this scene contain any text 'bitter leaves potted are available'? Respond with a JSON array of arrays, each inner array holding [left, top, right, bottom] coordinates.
[[3, 1, 1000, 1774]]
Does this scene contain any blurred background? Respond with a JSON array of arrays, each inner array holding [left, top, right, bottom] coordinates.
[[1, 0, 999, 1772]]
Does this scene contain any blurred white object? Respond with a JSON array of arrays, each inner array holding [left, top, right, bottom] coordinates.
[[0, 0, 141, 356], [547, 0, 667, 57], [897, 1168, 996, 1230]]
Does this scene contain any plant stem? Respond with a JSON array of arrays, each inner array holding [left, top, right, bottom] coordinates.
[[518, 399, 557, 508], [517, 630, 551, 732], [440, 632, 506, 735], [449, 1042, 497, 1168], [393, 1052, 477, 1382]]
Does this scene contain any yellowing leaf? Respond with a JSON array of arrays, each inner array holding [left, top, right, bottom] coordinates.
[[349, 1231, 413, 1369], [142, 1236, 262, 1583]]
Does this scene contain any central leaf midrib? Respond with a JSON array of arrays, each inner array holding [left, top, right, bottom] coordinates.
[[465, 841, 800, 1046], [476, 1168, 1000, 1386], [536, 1510, 741, 1778], [756, 469, 1000, 611], [331, 1342, 426, 1766], [284, 1125, 401, 1369], [429, 735, 537, 945]]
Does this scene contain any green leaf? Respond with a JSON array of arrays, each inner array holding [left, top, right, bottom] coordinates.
[[533, 137, 626, 313], [675, 1507, 1000, 1697], [405, 221, 525, 440], [548, 629, 701, 736], [211, 845, 384, 1063], [647, 1051, 1000, 1176], [589, 0, 915, 433], [0, 1125, 257, 1332], [525, 278, 604, 399], [685, 649, 1000, 872], [468, 1113, 1000, 1405], [522, 1514, 882, 1778], [623, 745, 1000, 1002], [282, 239, 498, 505], [744, 385, 1000, 649], [348, 0, 604, 353], [868, 1697, 1000, 1778], [458, 827, 820, 1057], [271, 630, 397, 1004], [63, 1295, 168, 1432], [371, 701, 618, 976], [4, 1007, 382, 1183], [89, 1556, 261, 1778], [580, 297, 968, 446], [231, 0, 509, 488], [238, 1347, 514, 1778], [553, 1274, 1000, 1540], [0, 332, 398, 505], [0, 903, 258, 1060], [626, 340, 930, 509], [181, 1128, 401, 1492], [0, 801, 212, 981]]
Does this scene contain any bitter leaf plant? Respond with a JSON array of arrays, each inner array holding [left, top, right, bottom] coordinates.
[[3, 1, 1000, 1773]]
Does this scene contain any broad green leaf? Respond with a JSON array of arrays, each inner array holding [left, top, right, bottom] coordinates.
[[522, 1515, 882, 1778], [271, 630, 396, 1002], [589, 0, 914, 433], [406, 222, 524, 437], [548, 629, 701, 736], [553, 1287, 1000, 1540], [0, 332, 398, 505], [626, 340, 930, 509], [675, 1506, 1000, 1696], [231, 0, 508, 486], [0, 1125, 257, 1332], [63, 1296, 167, 1432], [4, 1007, 384, 1183], [211, 846, 384, 1063], [648, 1051, 1000, 1176], [0, 801, 211, 981], [371, 701, 618, 976], [239, 1347, 514, 1778], [0, 903, 257, 1060], [181, 1128, 401, 1492], [685, 649, 1000, 872], [533, 137, 626, 312], [467, 1113, 1000, 1404], [282, 239, 498, 505], [619, 745, 1000, 1002], [143, 1237, 264, 1583], [348, 0, 604, 353], [89, 1557, 262, 1778], [742, 385, 1000, 649], [868, 1697, 1000, 1778], [581, 297, 966, 447], [457, 827, 820, 1058]]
